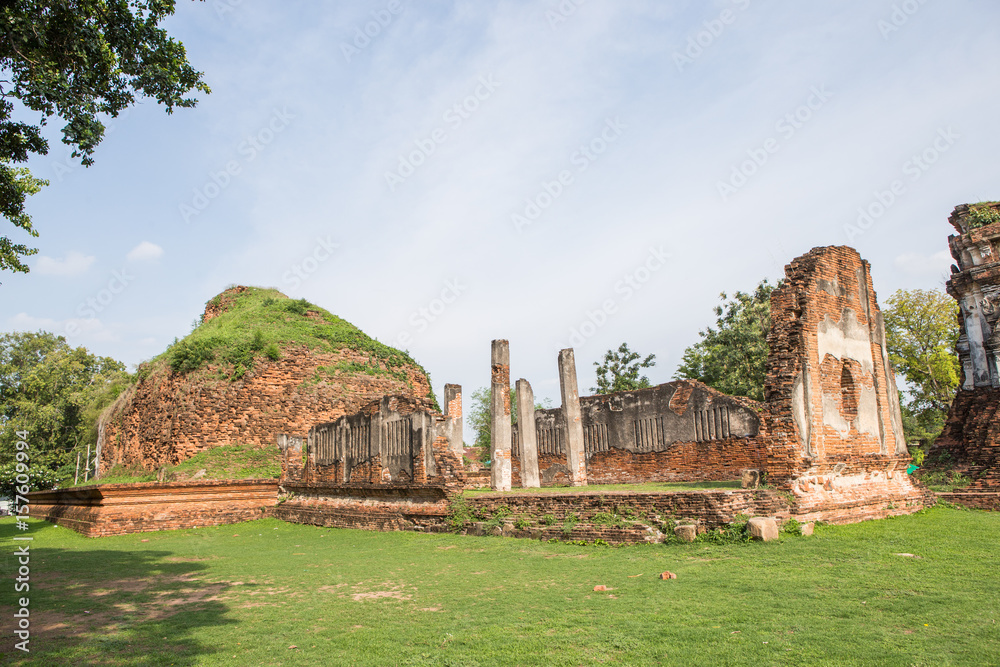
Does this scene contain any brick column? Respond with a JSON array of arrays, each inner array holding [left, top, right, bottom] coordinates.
[[516, 379, 541, 488], [444, 384, 464, 459], [558, 348, 588, 486], [490, 340, 512, 491]]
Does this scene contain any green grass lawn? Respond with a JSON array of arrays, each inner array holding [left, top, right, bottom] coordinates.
[[462, 480, 743, 496], [2, 505, 998, 666]]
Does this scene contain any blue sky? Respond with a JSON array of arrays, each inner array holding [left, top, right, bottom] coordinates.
[[2, 0, 998, 412]]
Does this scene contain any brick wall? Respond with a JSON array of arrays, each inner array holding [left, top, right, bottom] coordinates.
[[511, 439, 767, 486], [272, 435, 468, 532], [937, 491, 1000, 510], [26, 480, 279, 537], [758, 246, 927, 519]]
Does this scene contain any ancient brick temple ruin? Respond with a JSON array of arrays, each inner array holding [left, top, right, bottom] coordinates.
[[272, 245, 928, 536], [929, 203, 1000, 506], [495, 246, 926, 524], [32, 244, 936, 538]]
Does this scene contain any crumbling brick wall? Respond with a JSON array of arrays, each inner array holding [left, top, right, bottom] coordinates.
[[926, 204, 1000, 491], [273, 431, 467, 532], [98, 346, 432, 474], [511, 379, 767, 485], [759, 246, 926, 519]]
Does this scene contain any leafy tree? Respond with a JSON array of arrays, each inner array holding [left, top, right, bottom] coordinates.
[[0, 462, 59, 498], [1, 0, 210, 274], [674, 279, 779, 401], [591, 343, 656, 394], [0, 331, 129, 479], [883, 289, 960, 445]]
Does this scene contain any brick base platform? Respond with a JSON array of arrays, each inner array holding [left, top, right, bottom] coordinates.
[[788, 467, 933, 525], [272, 483, 452, 532], [26, 479, 279, 537], [937, 491, 1000, 510]]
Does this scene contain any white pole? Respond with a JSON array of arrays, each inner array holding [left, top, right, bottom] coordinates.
[[75, 452, 80, 485], [84, 444, 91, 483]]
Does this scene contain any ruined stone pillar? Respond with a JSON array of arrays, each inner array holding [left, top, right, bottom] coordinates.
[[558, 348, 588, 486], [516, 379, 541, 488], [443, 383, 464, 459], [490, 340, 512, 491]]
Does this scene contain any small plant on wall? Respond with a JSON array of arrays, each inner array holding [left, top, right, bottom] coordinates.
[[965, 202, 1000, 229]]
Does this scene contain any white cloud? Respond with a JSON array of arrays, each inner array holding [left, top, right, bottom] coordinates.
[[6, 313, 118, 343], [894, 250, 953, 278], [126, 241, 164, 263], [33, 251, 95, 277]]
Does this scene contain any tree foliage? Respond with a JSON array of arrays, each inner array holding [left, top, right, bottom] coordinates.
[[0, 331, 129, 478], [0, 461, 59, 498], [883, 289, 960, 445], [591, 343, 655, 394], [0, 0, 209, 274], [674, 279, 779, 401]]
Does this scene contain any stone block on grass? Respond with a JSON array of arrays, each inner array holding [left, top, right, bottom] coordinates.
[[674, 524, 697, 542], [748, 517, 779, 541]]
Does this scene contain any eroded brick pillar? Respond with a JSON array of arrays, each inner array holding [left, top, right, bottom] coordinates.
[[490, 340, 512, 491], [558, 348, 587, 486], [516, 378, 541, 488], [444, 384, 464, 459]]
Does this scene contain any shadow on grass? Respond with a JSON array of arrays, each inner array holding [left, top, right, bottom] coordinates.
[[1, 520, 244, 666]]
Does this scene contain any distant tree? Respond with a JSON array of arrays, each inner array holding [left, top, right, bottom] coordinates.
[[466, 386, 552, 463], [591, 343, 656, 394], [0, 0, 210, 275], [674, 279, 779, 401], [883, 289, 961, 445], [0, 331, 129, 479]]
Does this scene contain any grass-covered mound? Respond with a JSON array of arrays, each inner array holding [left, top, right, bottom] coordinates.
[[144, 285, 428, 385], [93, 286, 437, 485]]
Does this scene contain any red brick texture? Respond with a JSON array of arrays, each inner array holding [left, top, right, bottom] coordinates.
[[929, 387, 1000, 487], [99, 346, 431, 473], [511, 379, 767, 487], [272, 436, 467, 532], [26, 480, 278, 537], [922, 205, 1000, 494], [937, 491, 1000, 510], [759, 246, 927, 522], [515, 439, 768, 487]]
